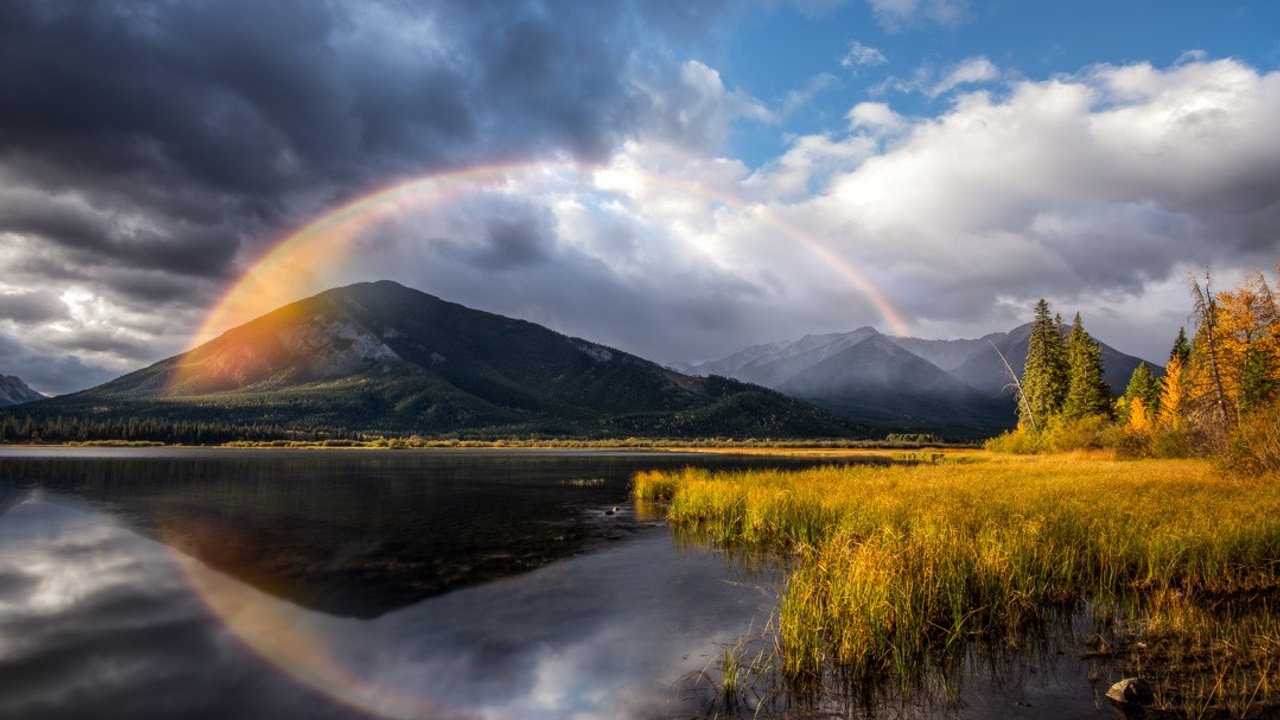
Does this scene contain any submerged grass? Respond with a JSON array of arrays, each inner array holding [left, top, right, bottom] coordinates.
[[633, 452, 1280, 716]]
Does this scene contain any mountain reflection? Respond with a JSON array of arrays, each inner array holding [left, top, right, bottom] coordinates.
[[0, 449, 846, 719], [0, 495, 366, 720], [2, 449, 733, 617], [0, 489, 776, 720]]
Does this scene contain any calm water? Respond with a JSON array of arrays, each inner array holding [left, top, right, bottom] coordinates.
[[0, 447, 1121, 719]]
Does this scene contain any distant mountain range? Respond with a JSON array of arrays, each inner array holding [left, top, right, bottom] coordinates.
[[680, 323, 1154, 439], [0, 375, 43, 407], [27, 281, 868, 439], [13, 281, 1157, 440]]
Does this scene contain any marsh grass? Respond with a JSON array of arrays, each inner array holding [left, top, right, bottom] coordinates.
[[634, 453, 1280, 717]]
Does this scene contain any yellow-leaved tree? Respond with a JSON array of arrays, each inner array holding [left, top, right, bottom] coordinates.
[[1212, 270, 1279, 416], [1127, 395, 1151, 435], [1158, 353, 1186, 432]]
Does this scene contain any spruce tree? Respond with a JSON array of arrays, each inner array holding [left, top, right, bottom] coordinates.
[[1121, 362, 1161, 418], [1020, 299, 1069, 430], [1239, 345, 1279, 414], [1063, 313, 1113, 420], [1170, 327, 1191, 366]]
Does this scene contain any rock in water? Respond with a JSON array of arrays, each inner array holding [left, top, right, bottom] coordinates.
[[1106, 677, 1154, 706]]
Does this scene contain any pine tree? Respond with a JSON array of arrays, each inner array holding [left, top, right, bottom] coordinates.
[[1062, 313, 1113, 420], [1170, 327, 1191, 367], [1020, 299, 1068, 430], [1120, 362, 1161, 419], [1240, 344, 1279, 414]]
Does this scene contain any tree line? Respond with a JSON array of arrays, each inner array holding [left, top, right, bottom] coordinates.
[[990, 267, 1280, 473], [0, 415, 360, 445]]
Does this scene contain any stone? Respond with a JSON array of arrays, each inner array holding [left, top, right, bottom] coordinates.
[[1106, 677, 1154, 706]]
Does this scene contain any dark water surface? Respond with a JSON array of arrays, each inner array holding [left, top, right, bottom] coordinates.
[[0, 447, 837, 719], [0, 447, 1122, 719]]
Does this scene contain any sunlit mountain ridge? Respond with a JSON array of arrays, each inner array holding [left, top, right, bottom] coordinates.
[[26, 281, 868, 439]]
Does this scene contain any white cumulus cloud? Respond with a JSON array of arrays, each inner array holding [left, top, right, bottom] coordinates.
[[840, 41, 888, 70]]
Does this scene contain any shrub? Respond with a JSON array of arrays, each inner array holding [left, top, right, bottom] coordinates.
[[983, 428, 1041, 454], [1222, 404, 1280, 476]]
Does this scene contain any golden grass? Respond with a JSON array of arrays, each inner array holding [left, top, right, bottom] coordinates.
[[634, 452, 1280, 713]]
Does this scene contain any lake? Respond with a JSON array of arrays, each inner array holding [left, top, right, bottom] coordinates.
[[0, 447, 1117, 719]]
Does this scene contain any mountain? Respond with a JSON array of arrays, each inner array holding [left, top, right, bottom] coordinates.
[[944, 324, 1035, 397], [687, 322, 1155, 439], [30, 280, 869, 439], [776, 333, 1014, 439], [943, 323, 1152, 398], [693, 327, 882, 388], [0, 375, 44, 406]]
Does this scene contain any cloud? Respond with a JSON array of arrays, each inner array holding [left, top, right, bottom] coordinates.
[[0, 290, 68, 324], [1, 0, 1276, 386], [0, 0, 740, 391], [840, 41, 888, 70], [792, 57, 1280, 357], [847, 101, 906, 135], [872, 55, 1003, 98], [929, 56, 1001, 96], [867, 0, 971, 31]]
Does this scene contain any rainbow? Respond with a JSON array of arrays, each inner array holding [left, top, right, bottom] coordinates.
[[184, 161, 908, 358], [165, 161, 911, 715]]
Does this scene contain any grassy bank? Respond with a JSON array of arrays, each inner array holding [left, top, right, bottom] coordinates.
[[634, 452, 1280, 716]]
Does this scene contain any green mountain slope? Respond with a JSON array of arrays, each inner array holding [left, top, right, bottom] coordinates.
[[33, 281, 868, 439]]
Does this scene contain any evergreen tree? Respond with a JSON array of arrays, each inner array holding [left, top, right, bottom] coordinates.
[[1170, 327, 1191, 366], [1239, 344, 1279, 414], [1063, 313, 1113, 420], [1020, 299, 1069, 430], [1121, 362, 1161, 418]]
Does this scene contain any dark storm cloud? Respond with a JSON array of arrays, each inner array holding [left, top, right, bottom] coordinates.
[[0, 0, 666, 204], [0, 0, 718, 274], [0, 333, 117, 395], [474, 219, 552, 271], [0, 0, 733, 391], [0, 290, 69, 324]]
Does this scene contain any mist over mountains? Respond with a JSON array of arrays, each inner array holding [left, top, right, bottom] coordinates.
[[681, 323, 1153, 439]]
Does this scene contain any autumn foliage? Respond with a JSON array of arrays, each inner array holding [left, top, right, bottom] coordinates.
[[989, 267, 1280, 473]]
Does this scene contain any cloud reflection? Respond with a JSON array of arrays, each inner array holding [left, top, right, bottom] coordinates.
[[0, 493, 777, 720]]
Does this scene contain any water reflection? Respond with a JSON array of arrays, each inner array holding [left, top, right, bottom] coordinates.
[[0, 447, 839, 618], [0, 494, 364, 720], [0, 448, 839, 720], [0, 448, 1136, 719], [0, 491, 781, 719]]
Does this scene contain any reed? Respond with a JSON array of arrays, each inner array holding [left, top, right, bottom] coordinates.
[[634, 453, 1280, 713]]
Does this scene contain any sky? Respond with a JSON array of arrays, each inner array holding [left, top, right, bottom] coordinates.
[[2, 0, 1279, 394]]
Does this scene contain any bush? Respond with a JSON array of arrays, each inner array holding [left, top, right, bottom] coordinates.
[[1222, 405, 1280, 476], [1042, 415, 1110, 453], [983, 428, 1041, 454]]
